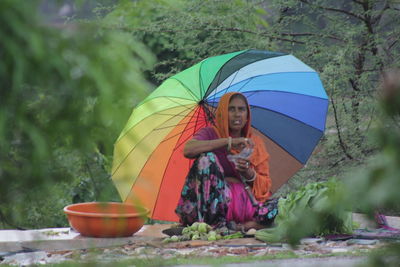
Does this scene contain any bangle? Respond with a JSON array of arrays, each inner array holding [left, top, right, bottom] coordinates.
[[246, 170, 256, 182], [227, 136, 232, 151]]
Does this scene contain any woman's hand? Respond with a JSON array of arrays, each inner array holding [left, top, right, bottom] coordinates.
[[235, 157, 250, 172], [235, 157, 256, 180], [231, 137, 253, 150]]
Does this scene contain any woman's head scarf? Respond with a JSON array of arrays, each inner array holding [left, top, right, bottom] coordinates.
[[213, 92, 251, 139]]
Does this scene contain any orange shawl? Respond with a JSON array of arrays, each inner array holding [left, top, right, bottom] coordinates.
[[213, 92, 272, 202]]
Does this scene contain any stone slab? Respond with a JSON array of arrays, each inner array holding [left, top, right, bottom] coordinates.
[[0, 225, 170, 253]]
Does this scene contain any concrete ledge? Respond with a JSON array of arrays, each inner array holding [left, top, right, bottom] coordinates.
[[0, 226, 165, 253]]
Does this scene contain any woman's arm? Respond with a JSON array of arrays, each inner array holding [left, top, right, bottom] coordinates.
[[183, 138, 229, 158], [183, 137, 251, 158]]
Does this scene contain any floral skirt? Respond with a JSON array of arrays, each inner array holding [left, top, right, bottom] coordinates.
[[175, 152, 278, 228]]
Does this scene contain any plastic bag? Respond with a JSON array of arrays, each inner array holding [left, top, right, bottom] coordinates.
[[227, 147, 253, 166]]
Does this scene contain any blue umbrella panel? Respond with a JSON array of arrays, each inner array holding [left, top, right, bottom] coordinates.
[[205, 51, 328, 192]]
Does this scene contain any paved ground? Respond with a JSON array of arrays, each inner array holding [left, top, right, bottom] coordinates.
[[0, 213, 399, 266]]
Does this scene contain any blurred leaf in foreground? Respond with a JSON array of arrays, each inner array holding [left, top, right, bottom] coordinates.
[[0, 0, 154, 228]]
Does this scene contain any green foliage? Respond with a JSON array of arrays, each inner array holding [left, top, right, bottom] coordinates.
[[267, 0, 400, 170], [255, 179, 352, 245], [102, 0, 276, 83], [0, 0, 154, 229], [342, 71, 400, 214]]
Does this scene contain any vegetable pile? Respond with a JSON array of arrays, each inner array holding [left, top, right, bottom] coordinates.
[[255, 179, 353, 244], [162, 222, 243, 243]]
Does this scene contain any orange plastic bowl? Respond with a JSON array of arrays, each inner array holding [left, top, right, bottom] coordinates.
[[64, 202, 149, 238]]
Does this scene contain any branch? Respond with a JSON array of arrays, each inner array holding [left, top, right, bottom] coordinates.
[[206, 27, 305, 44], [104, 25, 306, 45], [281, 32, 345, 42], [299, 0, 365, 21], [389, 39, 398, 49], [352, 0, 364, 5], [330, 96, 354, 160], [349, 78, 361, 92], [372, 0, 390, 25]]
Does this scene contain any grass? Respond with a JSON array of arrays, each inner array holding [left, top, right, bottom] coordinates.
[[38, 251, 298, 266], [37, 247, 378, 267]]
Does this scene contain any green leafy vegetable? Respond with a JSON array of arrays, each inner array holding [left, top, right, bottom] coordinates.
[[255, 179, 353, 244]]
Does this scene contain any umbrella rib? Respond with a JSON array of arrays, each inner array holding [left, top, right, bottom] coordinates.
[[158, 103, 205, 146], [111, 106, 196, 176], [133, 95, 198, 111], [131, 106, 201, 179], [201, 102, 216, 126], [251, 124, 296, 159], [205, 49, 249, 98], [152, 102, 207, 132], [210, 68, 226, 102], [153, 113, 192, 118], [208, 71, 221, 105], [199, 61, 205, 98], [212, 71, 325, 98], [150, 105, 205, 216], [160, 121, 205, 145], [240, 88, 329, 101], [251, 124, 321, 165], [207, 89, 329, 104], [153, 116, 208, 132], [251, 104, 327, 132], [206, 76, 252, 106], [170, 78, 201, 103], [245, 89, 329, 101], [146, 99, 194, 118], [242, 90, 258, 99], [234, 77, 254, 94], [222, 68, 241, 96], [209, 71, 231, 105], [115, 103, 194, 143], [162, 96, 196, 113], [171, 103, 208, 151], [194, 101, 207, 131], [171, 128, 197, 152]]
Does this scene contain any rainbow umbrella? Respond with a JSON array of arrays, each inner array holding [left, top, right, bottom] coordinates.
[[111, 50, 328, 222]]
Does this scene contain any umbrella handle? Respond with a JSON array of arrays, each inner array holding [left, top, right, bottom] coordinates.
[[239, 175, 259, 207]]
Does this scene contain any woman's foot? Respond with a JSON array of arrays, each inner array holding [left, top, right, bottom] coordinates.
[[228, 220, 269, 233], [243, 221, 266, 230], [230, 221, 267, 233]]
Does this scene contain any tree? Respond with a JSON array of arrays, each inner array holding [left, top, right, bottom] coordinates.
[[267, 0, 400, 165]]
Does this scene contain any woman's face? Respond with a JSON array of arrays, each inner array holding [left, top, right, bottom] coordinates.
[[228, 96, 248, 135]]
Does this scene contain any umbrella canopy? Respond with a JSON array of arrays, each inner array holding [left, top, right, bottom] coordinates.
[[111, 49, 328, 222]]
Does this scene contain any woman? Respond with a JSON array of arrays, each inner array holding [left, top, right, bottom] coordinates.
[[175, 92, 278, 231]]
